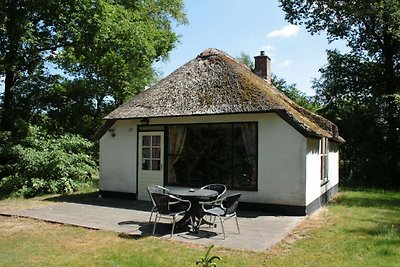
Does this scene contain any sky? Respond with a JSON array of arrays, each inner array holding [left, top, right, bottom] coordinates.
[[0, 0, 348, 96], [154, 0, 348, 96]]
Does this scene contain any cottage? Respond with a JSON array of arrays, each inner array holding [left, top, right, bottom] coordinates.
[[98, 48, 344, 215]]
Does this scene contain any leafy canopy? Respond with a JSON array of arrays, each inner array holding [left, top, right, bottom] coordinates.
[[280, 0, 400, 186], [0, 0, 187, 133]]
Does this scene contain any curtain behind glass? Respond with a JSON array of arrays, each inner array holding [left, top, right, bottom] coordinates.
[[241, 123, 257, 187], [168, 126, 187, 183]]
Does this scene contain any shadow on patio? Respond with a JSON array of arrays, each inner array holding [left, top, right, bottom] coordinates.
[[0, 192, 304, 251]]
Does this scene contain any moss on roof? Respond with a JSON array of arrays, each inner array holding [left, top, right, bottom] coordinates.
[[105, 48, 344, 142]]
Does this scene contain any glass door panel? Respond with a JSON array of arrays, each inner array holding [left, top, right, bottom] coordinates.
[[141, 133, 162, 171]]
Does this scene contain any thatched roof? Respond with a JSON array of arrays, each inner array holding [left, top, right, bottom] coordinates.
[[105, 48, 344, 142]]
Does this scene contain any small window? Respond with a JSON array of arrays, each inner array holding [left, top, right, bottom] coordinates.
[[320, 137, 329, 184], [141, 134, 162, 171]]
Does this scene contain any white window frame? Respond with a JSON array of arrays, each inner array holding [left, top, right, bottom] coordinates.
[[320, 137, 329, 185], [140, 134, 162, 171]]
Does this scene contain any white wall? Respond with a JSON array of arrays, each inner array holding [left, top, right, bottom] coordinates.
[[148, 113, 307, 206], [99, 113, 314, 206], [305, 139, 340, 205], [99, 119, 139, 194]]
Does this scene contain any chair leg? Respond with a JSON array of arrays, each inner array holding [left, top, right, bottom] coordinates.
[[235, 215, 240, 234], [212, 215, 216, 227], [198, 217, 202, 231], [152, 214, 159, 235], [189, 216, 194, 232], [148, 207, 155, 224], [219, 217, 225, 239], [209, 215, 213, 226], [171, 216, 176, 238]]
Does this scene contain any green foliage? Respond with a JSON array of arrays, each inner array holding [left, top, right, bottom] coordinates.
[[1, 0, 187, 136], [196, 245, 221, 267], [314, 51, 400, 187], [236, 51, 254, 69], [0, 125, 97, 198], [58, 0, 187, 106], [271, 75, 321, 113], [280, 0, 400, 187]]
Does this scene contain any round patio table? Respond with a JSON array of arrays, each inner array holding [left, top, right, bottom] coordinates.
[[169, 188, 218, 199], [169, 188, 218, 232]]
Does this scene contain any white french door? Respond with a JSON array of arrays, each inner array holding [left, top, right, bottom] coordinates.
[[137, 132, 164, 201]]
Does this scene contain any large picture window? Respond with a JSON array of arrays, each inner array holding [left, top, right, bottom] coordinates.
[[167, 123, 257, 190]]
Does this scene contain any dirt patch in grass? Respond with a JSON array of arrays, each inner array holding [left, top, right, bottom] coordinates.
[[0, 196, 56, 212], [266, 206, 331, 257], [285, 207, 330, 243], [0, 215, 116, 249], [277, 192, 346, 249], [0, 216, 38, 236]]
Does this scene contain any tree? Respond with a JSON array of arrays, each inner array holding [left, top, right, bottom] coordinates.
[[236, 51, 254, 70], [280, 0, 400, 186], [271, 75, 321, 113], [314, 50, 392, 186], [0, 0, 187, 131]]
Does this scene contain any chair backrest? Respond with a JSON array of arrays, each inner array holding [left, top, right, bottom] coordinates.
[[147, 185, 169, 204], [148, 185, 169, 194], [151, 193, 171, 214], [222, 193, 241, 216], [201, 184, 227, 198]]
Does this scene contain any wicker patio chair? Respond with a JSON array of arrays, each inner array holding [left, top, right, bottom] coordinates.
[[199, 193, 241, 239], [147, 185, 170, 223], [151, 192, 192, 238]]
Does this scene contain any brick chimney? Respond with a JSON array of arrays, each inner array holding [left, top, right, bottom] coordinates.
[[254, 51, 271, 84]]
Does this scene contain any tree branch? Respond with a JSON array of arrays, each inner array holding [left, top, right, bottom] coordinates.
[[360, 17, 385, 53]]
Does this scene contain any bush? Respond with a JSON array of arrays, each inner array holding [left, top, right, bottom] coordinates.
[[0, 125, 98, 198]]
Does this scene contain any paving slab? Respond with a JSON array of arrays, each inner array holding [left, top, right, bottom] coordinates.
[[0, 195, 303, 251]]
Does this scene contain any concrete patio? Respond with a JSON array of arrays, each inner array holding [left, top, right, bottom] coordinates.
[[0, 193, 303, 251]]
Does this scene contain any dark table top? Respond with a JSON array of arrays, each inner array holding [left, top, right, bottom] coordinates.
[[169, 188, 218, 198]]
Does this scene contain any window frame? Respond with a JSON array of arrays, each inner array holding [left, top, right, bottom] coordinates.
[[320, 137, 329, 185], [140, 134, 162, 171], [165, 122, 258, 191]]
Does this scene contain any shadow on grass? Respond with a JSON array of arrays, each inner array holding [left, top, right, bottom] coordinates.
[[333, 189, 400, 209], [346, 223, 400, 237], [336, 190, 400, 249]]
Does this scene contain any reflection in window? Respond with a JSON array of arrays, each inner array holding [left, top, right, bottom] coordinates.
[[167, 123, 257, 190]]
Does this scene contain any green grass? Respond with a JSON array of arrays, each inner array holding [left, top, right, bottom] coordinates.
[[0, 189, 399, 266], [266, 189, 400, 266]]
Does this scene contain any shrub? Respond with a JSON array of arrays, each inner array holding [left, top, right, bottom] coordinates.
[[0, 125, 98, 198]]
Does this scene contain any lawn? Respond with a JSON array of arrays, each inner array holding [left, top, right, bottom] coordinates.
[[0, 189, 399, 266]]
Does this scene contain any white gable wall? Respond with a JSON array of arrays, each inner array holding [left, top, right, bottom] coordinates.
[[251, 113, 306, 206], [99, 119, 139, 194], [305, 139, 340, 206]]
